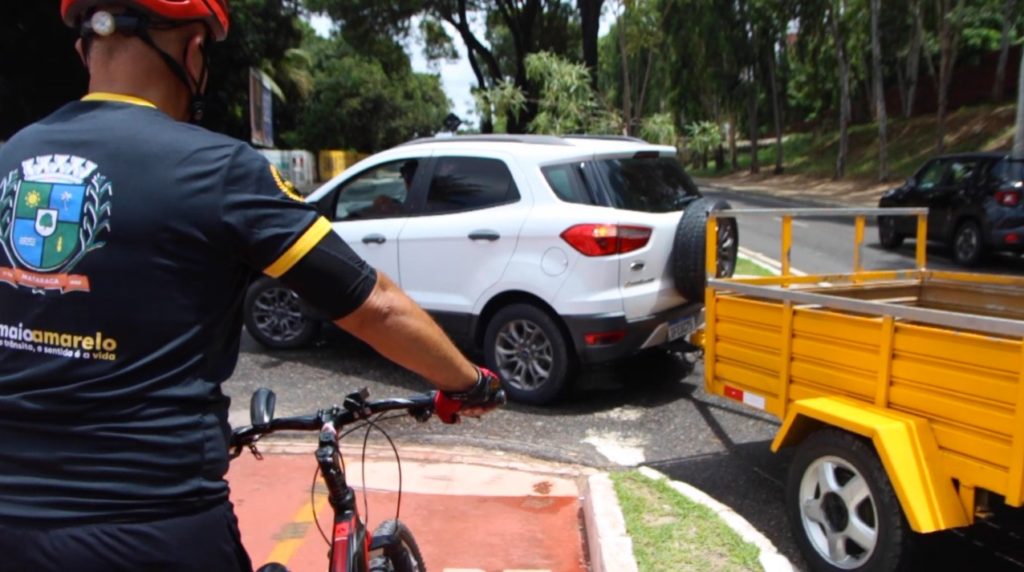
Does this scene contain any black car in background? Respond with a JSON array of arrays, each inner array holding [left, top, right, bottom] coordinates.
[[878, 152, 1024, 266]]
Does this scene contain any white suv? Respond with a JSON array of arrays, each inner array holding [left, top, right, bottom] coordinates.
[[244, 135, 738, 404]]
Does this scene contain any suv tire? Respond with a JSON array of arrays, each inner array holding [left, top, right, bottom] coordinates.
[[483, 303, 574, 405], [951, 219, 984, 267], [244, 278, 318, 349], [877, 216, 904, 249], [672, 198, 738, 302]]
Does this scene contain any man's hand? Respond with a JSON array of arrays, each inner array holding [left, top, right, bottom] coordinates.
[[433, 367, 505, 424]]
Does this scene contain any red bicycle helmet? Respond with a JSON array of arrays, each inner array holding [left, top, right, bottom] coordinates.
[[61, 0, 230, 41]]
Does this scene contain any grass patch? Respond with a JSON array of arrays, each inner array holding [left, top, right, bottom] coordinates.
[[612, 471, 761, 572], [691, 103, 1015, 183], [735, 256, 774, 277]]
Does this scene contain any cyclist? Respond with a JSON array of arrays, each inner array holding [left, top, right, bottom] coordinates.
[[0, 1, 502, 570]]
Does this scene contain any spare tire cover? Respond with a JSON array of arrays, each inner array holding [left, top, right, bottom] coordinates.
[[671, 197, 738, 302]]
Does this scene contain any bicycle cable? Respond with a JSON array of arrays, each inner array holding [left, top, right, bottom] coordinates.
[[309, 411, 407, 546]]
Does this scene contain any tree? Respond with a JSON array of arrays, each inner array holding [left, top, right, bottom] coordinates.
[[994, 0, 1018, 101], [1015, 33, 1024, 156], [306, 0, 579, 133], [578, 0, 605, 88], [870, 0, 889, 181], [288, 32, 450, 151], [935, 0, 966, 153], [523, 51, 621, 134], [828, 0, 853, 180]]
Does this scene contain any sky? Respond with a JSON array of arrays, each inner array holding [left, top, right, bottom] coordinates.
[[308, 11, 616, 130]]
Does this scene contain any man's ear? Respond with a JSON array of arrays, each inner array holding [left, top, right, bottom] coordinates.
[[185, 34, 207, 89], [75, 38, 88, 68]]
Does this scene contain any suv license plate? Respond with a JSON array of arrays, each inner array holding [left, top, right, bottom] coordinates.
[[667, 316, 697, 342]]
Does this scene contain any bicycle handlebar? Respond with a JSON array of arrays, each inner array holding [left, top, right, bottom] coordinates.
[[230, 392, 437, 451]]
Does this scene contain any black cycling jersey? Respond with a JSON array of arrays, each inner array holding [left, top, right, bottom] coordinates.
[[0, 94, 375, 524]]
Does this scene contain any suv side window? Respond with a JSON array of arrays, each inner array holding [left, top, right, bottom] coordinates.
[[916, 160, 947, 190], [542, 163, 593, 205], [424, 157, 520, 214], [946, 159, 979, 186], [333, 159, 419, 221]]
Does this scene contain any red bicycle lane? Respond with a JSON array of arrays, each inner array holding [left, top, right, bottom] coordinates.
[[227, 444, 590, 572]]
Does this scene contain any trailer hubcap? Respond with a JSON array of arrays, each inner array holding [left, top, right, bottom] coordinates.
[[799, 456, 878, 569]]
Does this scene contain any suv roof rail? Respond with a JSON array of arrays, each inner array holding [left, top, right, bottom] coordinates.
[[562, 134, 650, 144], [400, 134, 571, 147]]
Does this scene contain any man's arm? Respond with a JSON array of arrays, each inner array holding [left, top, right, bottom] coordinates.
[[335, 272, 478, 393]]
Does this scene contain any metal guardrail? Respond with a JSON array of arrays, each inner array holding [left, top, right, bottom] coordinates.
[[706, 207, 930, 276], [703, 207, 1024, 338]]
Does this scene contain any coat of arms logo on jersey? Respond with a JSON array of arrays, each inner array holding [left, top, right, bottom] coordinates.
[[0, 155, 112, 293]]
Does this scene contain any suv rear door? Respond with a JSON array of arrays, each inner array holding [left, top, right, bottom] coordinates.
[[398, 154, 532, 321]]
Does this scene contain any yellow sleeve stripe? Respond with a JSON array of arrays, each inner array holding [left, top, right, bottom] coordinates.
[[263, 217, 333, 278]]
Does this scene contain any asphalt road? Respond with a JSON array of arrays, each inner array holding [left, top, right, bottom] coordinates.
[[224, 186, 1024, 571]]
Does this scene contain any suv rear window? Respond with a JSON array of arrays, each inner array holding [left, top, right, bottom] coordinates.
[[989, 158, 1024, 184], [594, 156, 700, 212], [542, 163, 593, 205]]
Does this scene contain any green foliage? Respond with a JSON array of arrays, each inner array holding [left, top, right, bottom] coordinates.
[[684, 121, 722, 156], [284, 32, 450, 151], [640, 113, 679, 145], [473, 81, 528, 133], [204, 0, 305, 140], [525, 52, 622, 135]]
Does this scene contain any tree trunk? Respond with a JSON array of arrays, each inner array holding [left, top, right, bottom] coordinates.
[[904, 0, 923, 118], [936, 0, 962, 153], [871, 0, 889, 181], [729, 118, 738, 169], [1014, 40, 1024, 157], [618, 10, 633, 135], [768, 39, 784, 174], [832, 0, 851, 180], [995, 0, 1017, 101], [748, 73, 760, 174], [578, 0, 604, 90]]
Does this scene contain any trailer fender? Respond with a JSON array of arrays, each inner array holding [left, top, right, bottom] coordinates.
[[771, 396, 969, 533]]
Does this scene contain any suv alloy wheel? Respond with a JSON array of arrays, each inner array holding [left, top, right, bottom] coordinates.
[[483, 303, 574, 405]]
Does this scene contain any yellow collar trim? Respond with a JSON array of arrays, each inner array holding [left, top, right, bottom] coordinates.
[[82, 92, 157, 109]]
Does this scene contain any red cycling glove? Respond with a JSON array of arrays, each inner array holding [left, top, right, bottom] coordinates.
[[433, 366, 505, 424]]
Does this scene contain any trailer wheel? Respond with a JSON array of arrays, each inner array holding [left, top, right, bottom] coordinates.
[[787, 428, 913, 572]]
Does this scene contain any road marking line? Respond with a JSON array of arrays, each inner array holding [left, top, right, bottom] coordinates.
[[265, 492, 331, 566], [738, 246, 806, 276]]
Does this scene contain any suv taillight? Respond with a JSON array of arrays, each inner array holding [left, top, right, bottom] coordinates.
[[996, 187, 1021, 207], [560, 224, 652, 256]]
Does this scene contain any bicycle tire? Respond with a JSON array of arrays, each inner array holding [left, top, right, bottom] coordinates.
[[367, 519, 426, 572]]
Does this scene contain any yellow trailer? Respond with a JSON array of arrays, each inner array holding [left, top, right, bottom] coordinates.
[[700, 207, 1024, 572]]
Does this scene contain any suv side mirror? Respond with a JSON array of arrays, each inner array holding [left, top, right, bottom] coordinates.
[[250, 387, 276, 429]]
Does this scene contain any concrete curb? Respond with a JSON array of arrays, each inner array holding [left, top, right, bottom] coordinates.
[[582, 473, 640, 572], [637, 466, 794, 572]]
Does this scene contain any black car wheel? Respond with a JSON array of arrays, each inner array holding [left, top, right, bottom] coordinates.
[[877, 217, 904, 250], [951, 220, 984, 267], [483, 303, 574, 405], [243, 278, 318, 349]]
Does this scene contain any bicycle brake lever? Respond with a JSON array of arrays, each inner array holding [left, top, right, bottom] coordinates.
[[248, 442, 264, 461], [409, 407, 432, 423]]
